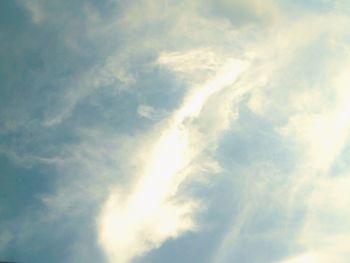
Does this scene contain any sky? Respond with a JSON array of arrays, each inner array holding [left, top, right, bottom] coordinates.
[[1, 0, 350, 262]]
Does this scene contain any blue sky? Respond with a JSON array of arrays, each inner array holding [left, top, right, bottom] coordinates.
[[1, 0, 350, 262]]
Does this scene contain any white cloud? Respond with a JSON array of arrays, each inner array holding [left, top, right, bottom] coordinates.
[[249, 15, 350, 263], [20, 0, 45, 24], [277, 251, 347, 263], [157, 48, 223, 83], [97, 53, 247, 263], [137, 104, 155, 119], [210, 0, 281, 26], [9, 1, 350, 262], [209, 10, 350, 263]]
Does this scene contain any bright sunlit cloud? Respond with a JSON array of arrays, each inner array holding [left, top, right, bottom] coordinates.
[[3, 1, 350, 263], [98, 57, 247, 263]]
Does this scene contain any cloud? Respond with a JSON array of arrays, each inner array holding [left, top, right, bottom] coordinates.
[[207, 9, 350, 263], [3, 1, 350, 263], [97, 54, 247, 263], [0, 230, 13, 254], [278, 251, 347, 263], [294, 175, 350, 262], [137, 104, 155, 119], [209, 0, 281, 26], [156, 48, 225, 84]]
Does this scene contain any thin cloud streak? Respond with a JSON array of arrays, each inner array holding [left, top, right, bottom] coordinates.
[[97, 57, 247, 263]]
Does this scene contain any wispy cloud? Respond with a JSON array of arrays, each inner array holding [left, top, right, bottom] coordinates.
[[3, 1, 350, 262], [98, 53, 247, 263]]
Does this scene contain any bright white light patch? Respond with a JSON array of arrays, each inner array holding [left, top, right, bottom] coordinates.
[[97, 57, 246, 263]]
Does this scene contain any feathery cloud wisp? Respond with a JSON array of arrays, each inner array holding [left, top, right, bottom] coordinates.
[[98, 56, 247, 263]]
